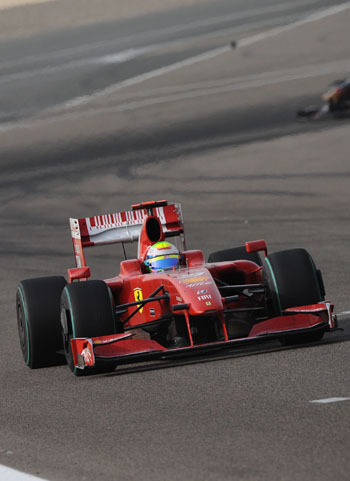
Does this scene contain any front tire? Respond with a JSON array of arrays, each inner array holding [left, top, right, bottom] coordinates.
[[263, 248, 325, 343], [16, 276, 67, 368], [60, 280, 116, 375]]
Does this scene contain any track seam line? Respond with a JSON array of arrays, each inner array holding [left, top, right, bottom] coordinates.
[[52, 2, 350, 112]]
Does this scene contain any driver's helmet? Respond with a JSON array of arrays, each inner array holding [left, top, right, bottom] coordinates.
[[144, 241, 180, 272]]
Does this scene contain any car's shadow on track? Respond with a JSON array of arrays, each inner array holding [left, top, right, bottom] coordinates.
[[100, 323, 350, 378]]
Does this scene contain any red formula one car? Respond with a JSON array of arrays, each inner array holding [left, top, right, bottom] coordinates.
[[16, 200, 337, 376]]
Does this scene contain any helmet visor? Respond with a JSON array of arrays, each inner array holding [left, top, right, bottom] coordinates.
[[149, 254, 179, 271]]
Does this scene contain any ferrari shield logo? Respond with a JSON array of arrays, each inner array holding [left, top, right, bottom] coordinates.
[[134, 288, 144, 313]]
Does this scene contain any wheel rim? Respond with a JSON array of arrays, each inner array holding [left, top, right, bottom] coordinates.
[[17, 303, 26, 352], [16, 292, 29, 364], [61, 308, 72, 366]]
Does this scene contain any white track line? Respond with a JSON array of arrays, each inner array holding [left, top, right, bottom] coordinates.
[[105, 58, 350, 101], [238, 2, 350, 47], [52, 2, 350, 112], [1, 57, 349, 132], [0, 0, 53, 10], [1, 56, 350, 133], [310, 397, 350, 404], [0, 465, 50, 480], [0, 47, 152, 84], [0, 0, 323, 71], [337, 311, 350, 317], [54, 45, 231, 110], [95, 59, 350, 111], [0, 2, 349, 134], [14, 58, 350, 124]]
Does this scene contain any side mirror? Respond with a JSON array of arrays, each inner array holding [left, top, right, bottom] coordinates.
[[245, 240, 267, 257]]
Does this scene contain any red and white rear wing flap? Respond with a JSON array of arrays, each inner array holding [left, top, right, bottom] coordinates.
[[70, 202, 184, 267]]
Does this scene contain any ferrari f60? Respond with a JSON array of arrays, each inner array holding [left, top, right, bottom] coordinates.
[[16, 200, 337, 375]]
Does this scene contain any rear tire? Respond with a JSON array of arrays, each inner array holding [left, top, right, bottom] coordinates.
[[60, 280, 116, 375], [208, 246, 262, 265], [263, 248, 325, 343], [16, 276, 67, 368]]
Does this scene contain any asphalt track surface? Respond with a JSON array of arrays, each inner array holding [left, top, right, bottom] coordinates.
[[0, 0, 344, 123], [1, 1, 350, 480]]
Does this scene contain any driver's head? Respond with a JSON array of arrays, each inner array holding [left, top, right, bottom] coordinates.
[[144, 241, 180, 272]]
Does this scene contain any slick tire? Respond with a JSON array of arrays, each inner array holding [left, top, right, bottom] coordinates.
[[208, 246, 262, 265], [61, 280, 116, 376], [263, 248, 325, 344], [16, 276, 67, 368]]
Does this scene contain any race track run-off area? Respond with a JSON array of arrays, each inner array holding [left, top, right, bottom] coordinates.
[[1, 1, 350, 481]]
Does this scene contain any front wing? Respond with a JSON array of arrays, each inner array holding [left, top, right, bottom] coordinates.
[[71, 303, 336, 370]]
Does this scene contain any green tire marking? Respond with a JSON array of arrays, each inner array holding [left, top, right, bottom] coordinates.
[[64, 286, 76, 337], [309, 256, 322, 300], [264, 257, 282, 315], [63, 286, 78, 375], [17, 285, 30, 365]]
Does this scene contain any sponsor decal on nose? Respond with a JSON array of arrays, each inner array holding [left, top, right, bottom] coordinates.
[[197, 294, 212, 301]]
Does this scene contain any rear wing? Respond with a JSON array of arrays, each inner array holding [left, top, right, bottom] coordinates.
[[70, 201, 185, 267]]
